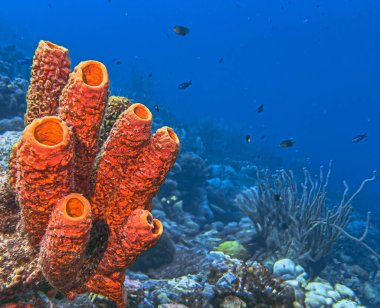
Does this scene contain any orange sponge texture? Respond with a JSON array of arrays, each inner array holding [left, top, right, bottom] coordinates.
[[12, 116, 74, 246], [3, 40, 180, 308], [25, 41, 71, 125]]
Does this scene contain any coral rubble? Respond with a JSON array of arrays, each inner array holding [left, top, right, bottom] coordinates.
[[0, 40, 179, 307]]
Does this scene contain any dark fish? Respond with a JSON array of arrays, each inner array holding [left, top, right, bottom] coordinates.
[[17, 58, 32, 65], [257, 104, 264, 113], [274, 194, 282, 201], [218, 57, 224, 64], [280, 139, 296, 148], [154, 105, 160, 112], [178, 80, 192, 90], [260, 135, 266, 140], [48, 3, 52, 8], [245, 134, 251, 143], [148, 73, 153, 78], [115, 60, 122, 65], [352, 133, 368, 143], [173, 25, 190, 36], [279, 222, 288, 230]]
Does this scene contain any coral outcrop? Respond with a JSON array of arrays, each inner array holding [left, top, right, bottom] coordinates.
[[0, 75, 28, 118], [0, 40, 179, 307]]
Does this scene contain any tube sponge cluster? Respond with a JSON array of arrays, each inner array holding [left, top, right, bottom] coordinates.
[[1, 40, 180, 307]]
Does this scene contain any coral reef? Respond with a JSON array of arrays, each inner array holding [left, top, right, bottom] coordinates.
[[0, 117, 24, 134], [234, 164, 378, 271], [0, 40, 179, 307], [272, 258, 365, 308], [0, 44, 30, 79], [0, 131, 21, 171], [0, 75, 28, 118]]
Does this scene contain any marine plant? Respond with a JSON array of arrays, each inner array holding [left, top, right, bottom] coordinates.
[[0, 40, 179, 307], [234, 162, 378, 269]]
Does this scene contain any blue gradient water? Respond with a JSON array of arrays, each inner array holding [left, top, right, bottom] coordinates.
[[0, 0, 379, 215]]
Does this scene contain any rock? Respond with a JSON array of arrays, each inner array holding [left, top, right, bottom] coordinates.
[[364, 281, 380, 305], [220, 296, 247, 308], [157, 292, 171, 304], [327, 290, 342, 302], [332, 299, 359, 308], [158, 305, 188, 308], [273, 258, 296, 279], [211, 221, 224, 232], [334, 283, 356, 300], [0, 116, 24, 134], [0, 130, 21, 170], [305, 281, 333, 297], [284, 279, 300, 288], [305, 293, 332, 307]]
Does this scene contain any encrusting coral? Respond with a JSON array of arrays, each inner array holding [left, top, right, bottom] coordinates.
[[0, 40, 180, 307]]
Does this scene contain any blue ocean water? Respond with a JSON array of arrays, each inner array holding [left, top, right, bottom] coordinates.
[[0, 1, 378, 213], [6, 1, 379, 212]]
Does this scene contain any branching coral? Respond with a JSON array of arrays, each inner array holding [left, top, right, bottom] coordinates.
[[234, 163, 377, 268], [0, 40, 179, 307]]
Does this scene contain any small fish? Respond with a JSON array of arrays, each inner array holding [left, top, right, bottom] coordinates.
[[173, 25, 190, 36], [17, 58, 32, 65], [351, 133, 368, 143], [115, 60, 122, 65], [218, 57, 224, 64], [260, 135, 266, 140], [257, 104, 264, 113], [245, 134, 251, 143], [178, 80, 192, 90], [48, 3, 52, 8], [274, 194, 282, 201], [280, 139, 296, 148], [148, 73, 153, 78], [154, 105, 160, 112]]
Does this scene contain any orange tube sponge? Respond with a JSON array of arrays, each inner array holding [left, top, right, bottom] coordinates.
[[85, 209, 163, 307], [39, 193, 92, 293], [109, 126, 180, 226], [90, 103, 152, 219], [24, 40, 71, 125], [59, 60, 109, 195], [14, 116, 74, 247]]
